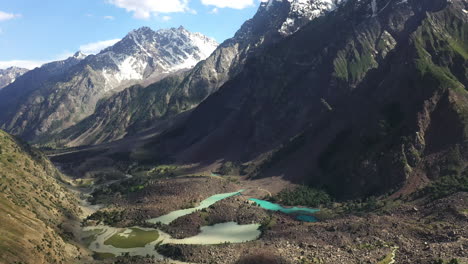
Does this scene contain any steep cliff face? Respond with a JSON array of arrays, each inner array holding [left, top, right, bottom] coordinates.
[[55, 0, 350, 147], [0, 27, 217, 141], [0, 130, 82, 263], [141, 0, 467, 199]]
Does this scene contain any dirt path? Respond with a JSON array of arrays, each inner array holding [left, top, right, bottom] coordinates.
[[256, 188, 272, 197]]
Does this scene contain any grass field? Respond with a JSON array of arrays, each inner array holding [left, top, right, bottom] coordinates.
[[103, 228, 159, 248]]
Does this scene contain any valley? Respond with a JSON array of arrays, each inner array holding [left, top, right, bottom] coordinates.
[[0, 0, 467, 263], [40, 146, 466, 263], [0, 124, 466, 263]]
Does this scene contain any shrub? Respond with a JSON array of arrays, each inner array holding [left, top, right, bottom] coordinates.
[[218, 161, 240, 175], [85, 210, 124, 226], [271, 186, 332, 207], [156, 244, 183, 260], [421, 171, 468, 200]]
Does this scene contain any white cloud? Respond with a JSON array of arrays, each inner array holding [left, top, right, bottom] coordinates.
[[201, 0, 255, 9], [104, 15, 115, 20], [0, 60, 47, 70], [0, 11, 21, 22], [162, 15, 172, 21], [0, 39, 121, 70], [79, 39, 121, 54], [0, 52, 75, 70], [108, 0, 190, 19], [209, 8, 219, 14]]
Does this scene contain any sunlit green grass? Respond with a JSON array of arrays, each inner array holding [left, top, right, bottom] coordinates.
[[104, 228, 159, 248], [377, 247, 398, 264]]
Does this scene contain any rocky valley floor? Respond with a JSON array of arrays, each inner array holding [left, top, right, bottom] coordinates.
[[71, 170, 467, 264]]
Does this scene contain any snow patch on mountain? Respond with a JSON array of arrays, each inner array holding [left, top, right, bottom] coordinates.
[[91, 26, 218, 91], [155, 27, 218, 72], [0, 67, 29, 90], [261, 0, 282, 10], [277, 0, 346, 36], [73, 51, 87, 60], [101, 55, 149, 91]]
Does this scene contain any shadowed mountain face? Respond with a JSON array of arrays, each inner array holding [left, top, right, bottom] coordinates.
[[0, 130, 81, 263], [52, 0, 349, 147], [0, 27, 217, 141], [140, 0, 467, 199]]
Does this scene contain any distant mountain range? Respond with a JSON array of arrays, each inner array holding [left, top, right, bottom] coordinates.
[[49, 0, 345, 146], [0, 26, 217, 140], [0, 67, 29, 89]]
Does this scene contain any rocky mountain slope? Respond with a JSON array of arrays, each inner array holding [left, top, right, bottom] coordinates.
[[139, 0, 468, 199], [0, 53, 86, 138], [0, 27, 217, 141], [0, 66, 29, 89], [53, 0, 347, 147], [0, 130, 82, 263]]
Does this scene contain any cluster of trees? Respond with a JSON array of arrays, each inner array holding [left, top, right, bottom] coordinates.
[[421, 172, 468, 200], [148, 165, 178, 178], [90, 176, 148, 203], [217, 161, 240, 176], [155, 244, 183, 261], [259, 215, 276, 232], [85, 210, 124, 226], [270, 186, 332, 207]]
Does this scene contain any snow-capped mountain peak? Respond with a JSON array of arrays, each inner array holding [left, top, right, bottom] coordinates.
[[0, 67, 29, 90], [260, 0, 346, 36], [153, 26, 219, 71], [73, 51, 87, 60], [0, 26, 219, 138], [280, 0, 346, 35], [88, 26, 218, 91]]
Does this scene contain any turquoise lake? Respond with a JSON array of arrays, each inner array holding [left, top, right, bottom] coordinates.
[[86, 190, 259, 261], [248, 198, 319, 222], [85, 190, 320, 261], [147, 190, 244, 224]]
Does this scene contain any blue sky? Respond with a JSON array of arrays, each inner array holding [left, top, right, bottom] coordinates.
[[0, 0, 265, 69]]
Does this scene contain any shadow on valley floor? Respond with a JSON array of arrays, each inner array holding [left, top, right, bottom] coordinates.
[[235, 252, 290, 264]]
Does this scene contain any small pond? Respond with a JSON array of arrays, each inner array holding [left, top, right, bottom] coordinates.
[[249, 198, 319, 222], [85, 226, 163, 259], [84, 222, 260, 260], [166, 222, 261, 245], [84, 190, 257, 261], [84, 190, 317, 262], [147, 190, 243, 225]]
